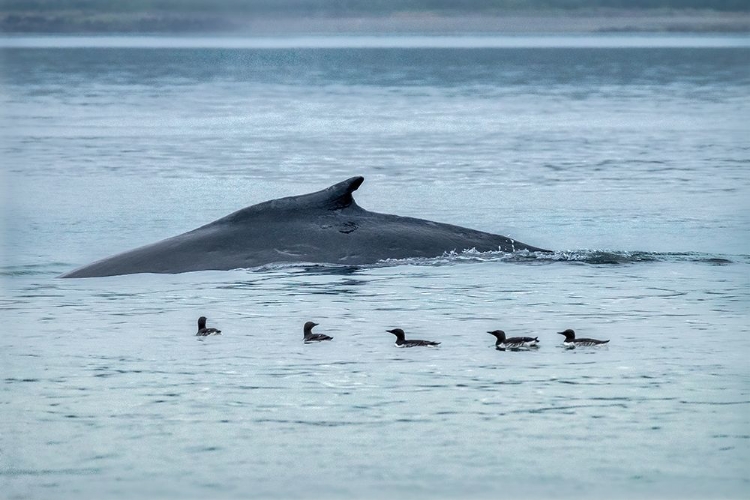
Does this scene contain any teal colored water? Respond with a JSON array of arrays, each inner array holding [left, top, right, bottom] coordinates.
[[1, 36, 749, 499]]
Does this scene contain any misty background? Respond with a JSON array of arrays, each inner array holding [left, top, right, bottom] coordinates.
[[2, 0, 749, 33]]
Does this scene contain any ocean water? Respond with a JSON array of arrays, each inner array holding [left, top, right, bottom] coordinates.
[[1, 35, 749, 499]]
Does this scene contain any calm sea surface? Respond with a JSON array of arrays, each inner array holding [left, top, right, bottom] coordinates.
[[1, 35, 749, 499]]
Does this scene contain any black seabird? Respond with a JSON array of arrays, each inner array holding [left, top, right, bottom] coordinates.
[[557, 329, 609, 347], [487, 330, 539, 351], [304, 321, 333, 343], [196, 316, 221, 336], [386, 328, 440, 348]]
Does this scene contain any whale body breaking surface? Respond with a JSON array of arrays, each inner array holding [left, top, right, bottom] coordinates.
[[61, 176, 549, 278]]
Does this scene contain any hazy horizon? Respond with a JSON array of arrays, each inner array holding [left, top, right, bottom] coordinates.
[[2, 0, 750, 33]]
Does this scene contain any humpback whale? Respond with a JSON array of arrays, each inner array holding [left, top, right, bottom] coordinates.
[[61, 176, 548, 278]]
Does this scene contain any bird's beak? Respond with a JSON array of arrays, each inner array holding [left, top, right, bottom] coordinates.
[[313, 323, 319, 326], [557, 331, 565, 335], [386, 329, 395, 333]]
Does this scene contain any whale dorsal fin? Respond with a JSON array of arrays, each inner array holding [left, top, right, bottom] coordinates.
[[319, 176, 364, 210], [218, 176, 366, 223]]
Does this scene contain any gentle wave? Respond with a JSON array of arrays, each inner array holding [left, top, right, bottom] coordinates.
[[239, 249, 740, 274], [379, 248, 739, 266], [0, 263, 70, 277], [0, 250, 741, 279], [4, 35, 750, 50]]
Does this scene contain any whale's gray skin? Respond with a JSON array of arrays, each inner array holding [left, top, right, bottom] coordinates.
[[61, 176, 549, 278]]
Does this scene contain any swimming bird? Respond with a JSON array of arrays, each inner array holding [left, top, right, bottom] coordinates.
[[557, 329, 609, 347], [386, 328, 440, 348], [487, 330, 539, 351], [196, 316, 221, 336], [304, 321, 333, 343]]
